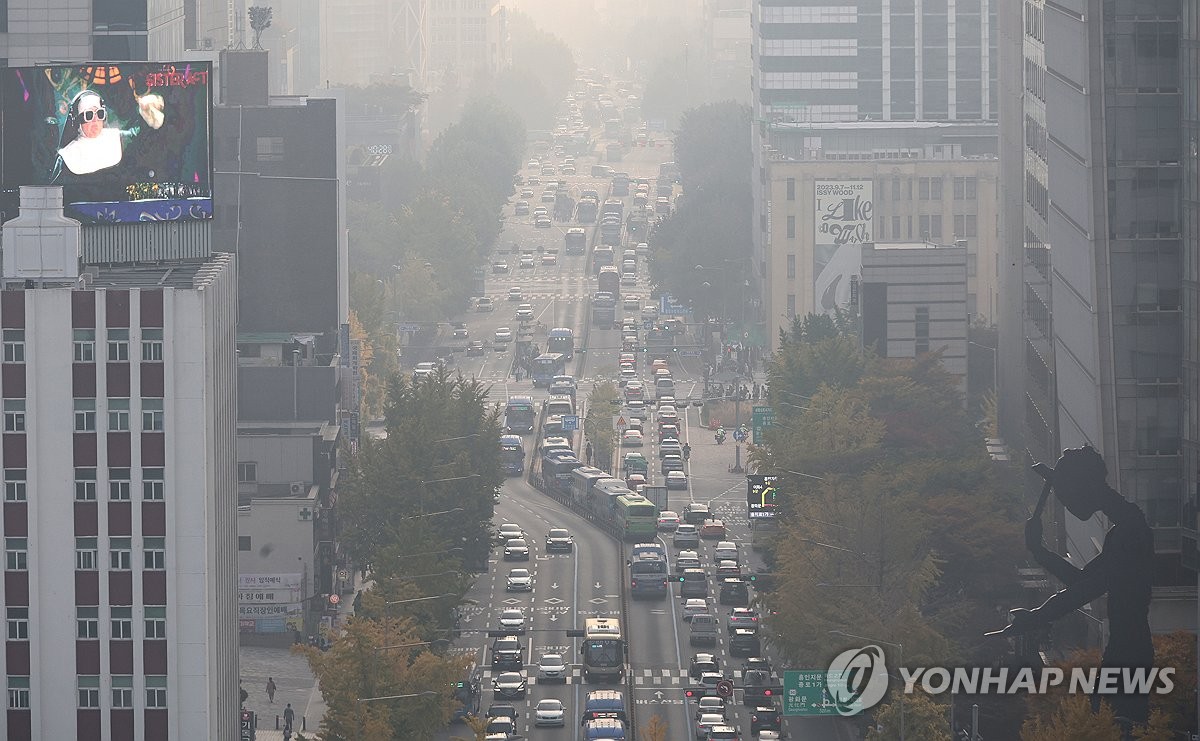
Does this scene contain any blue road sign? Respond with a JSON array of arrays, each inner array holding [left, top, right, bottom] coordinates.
[[659, 294, 689, 316], [680, 350, 702, 358], [561, 415, 580, 431]]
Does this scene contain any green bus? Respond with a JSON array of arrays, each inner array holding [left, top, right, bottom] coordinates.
[[613, 494, 658, 540]]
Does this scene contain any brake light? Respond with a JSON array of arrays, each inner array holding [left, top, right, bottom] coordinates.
[[763, 689, 772, 696], [630, 579, 637, 588]]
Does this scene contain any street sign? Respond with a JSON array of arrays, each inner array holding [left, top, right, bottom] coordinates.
[[747, 474, 779, 520], [783, 670, 840, 716], [659, 294, 689, 316], [397, 323, 423, 332], [751, 405, 776, 443], [562, 415, 579, 431], [715, 679, 735, 698], [680, 350, 702, 357], [240, 709, 256, 740]]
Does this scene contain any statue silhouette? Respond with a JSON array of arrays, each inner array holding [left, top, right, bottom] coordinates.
[[995, 446, 1154, 728]]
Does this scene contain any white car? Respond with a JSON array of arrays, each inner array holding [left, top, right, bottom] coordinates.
[[413, 362, 437, 379], [621, 274, 637, 287], [676, 550, 701, 571], [623, 296, 641, 310], [515, 304, 534, 321], [666, 470, 688, 490], [503, 538, 530, 560], [695, 712, 725, 739], [682, 599, 710, 622], [714, 541, 739, 564], [497, 523, 523, 540], [508, 286, 524, 301], [537, 653, 568, 683], [506, 568, 533, 592], [494, 327, 514, 344], [642, 304, 659, 319], [657, 510, 681, 531], [696, 695, 727, 719], [498, 608, 526, 632], [622, 429, 644, 447], [534, 698, 566, 726]]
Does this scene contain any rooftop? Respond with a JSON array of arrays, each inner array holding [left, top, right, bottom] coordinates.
[[92, 253, 234, 289]]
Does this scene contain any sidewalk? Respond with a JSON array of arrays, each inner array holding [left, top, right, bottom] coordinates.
[[240, 645, 325, 738]]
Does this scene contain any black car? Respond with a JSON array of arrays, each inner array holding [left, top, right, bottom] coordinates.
[[742, 669, 774, 707], [750, 704, 782, 734], [718, 578, 749, 606], [545, 528, 574, 552], [466, 340, 486, 356], [490, 636, 524, 670], [729, 628, 762, 658], [688, 653, 721, 681]]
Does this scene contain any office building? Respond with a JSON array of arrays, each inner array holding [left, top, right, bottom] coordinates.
[[0, 187, 238, 741]]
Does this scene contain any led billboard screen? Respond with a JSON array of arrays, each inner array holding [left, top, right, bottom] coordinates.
[[747, 474, 779, 519], [0, 62, 212, 224]]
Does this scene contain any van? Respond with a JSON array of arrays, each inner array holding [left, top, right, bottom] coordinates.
[[655, 377, 675, 400], [545, 395, 575, 417], [581, 690, 627, 724], [679, 568, 708, 598], [689, 614, 719, 646]]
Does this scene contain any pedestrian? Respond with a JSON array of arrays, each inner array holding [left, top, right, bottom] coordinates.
[[266, 677, 276, 704], [283, 703, 295, 732]]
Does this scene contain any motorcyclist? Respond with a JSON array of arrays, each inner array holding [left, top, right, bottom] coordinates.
[[715, 427, 726, 444], [682, 442, 691, 460]]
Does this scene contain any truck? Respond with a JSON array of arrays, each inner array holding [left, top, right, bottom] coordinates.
[[626, 209, 651, 241], [577, 197, 599, 223], [554, 191, 575, 221], [591, 292, 616, 327]]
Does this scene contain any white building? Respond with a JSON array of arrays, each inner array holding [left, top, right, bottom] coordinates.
[[0, 188, 238, 741]]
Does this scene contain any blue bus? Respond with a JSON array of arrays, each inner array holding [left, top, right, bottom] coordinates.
[[547, 328, 575, 360], [500, 435, 525, 475], [598, 267, 620, 301], [504, 396, 536, 434], [532, 353, 568, 386]]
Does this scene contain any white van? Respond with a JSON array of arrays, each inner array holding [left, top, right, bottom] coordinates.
[[655, 377, 675, 400]]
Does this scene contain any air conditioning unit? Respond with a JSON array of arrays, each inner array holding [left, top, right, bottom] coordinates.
[[289, 481, 306, 495]]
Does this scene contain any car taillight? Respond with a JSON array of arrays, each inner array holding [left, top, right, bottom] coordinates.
[[763, 689, 772, 696], [752, 715, 758, 722], [630, 579, 637, 587]]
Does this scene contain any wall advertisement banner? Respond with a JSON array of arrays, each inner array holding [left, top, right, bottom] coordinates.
[[239, 573, 303, 590], [814, 180, 872, 315]]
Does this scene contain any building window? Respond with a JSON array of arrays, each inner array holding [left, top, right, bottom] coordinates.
[[6, 608, 28, 640], [239, 536, 251, 551], [78, 676, 100, 709], [930, 177, 943, 199], [145, 676, 167, 708], [954, 176, 978, 199], [112, 676, 133, 708], [3, 330, 24, 363], [108, 398, 130, 431], [891, 177, 901, 200], [256, 136, 284, 162], [109, 537, 132, 570], [5, 538, 26, 571], [143, 468, 165, 500], [74, 399, 96, 431], [77, 607, 99, 639], [75, 537, 98, 570], [141, 329, 163, 361], [786, 254, 796, 279], [142, 399, 164, 431], [786, 215, 796, 239], [4, 469, 25, 502], [892, 215, 901, 238], [109, 468, 132, 501], [915, 306, 930, 355], [931, 215, 943, 240], [110, 607, 133, 639], [73, 329, 96, 362], [107, 329, 129, 362], [918, 178, 930, 200], [966, 214, 977, 237], [75, 468, 97, 501], [786, 294, 796, 319], [238, 462, 258, 484], [144, 537, 165, 570], [144, 607, 166, 638], [786, 177, 796, 201], [919, 215, 931, 239], [7, 677, 29, 709], [2, 400, 23, 432]]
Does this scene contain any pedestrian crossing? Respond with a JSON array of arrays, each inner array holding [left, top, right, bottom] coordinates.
[[477, 667, 746, 686]]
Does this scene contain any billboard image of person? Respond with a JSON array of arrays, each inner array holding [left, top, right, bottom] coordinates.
[[0, 62, 212, 224]]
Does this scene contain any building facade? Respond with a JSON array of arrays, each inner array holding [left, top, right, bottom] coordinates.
[[762, 137, 999, 352], [0, 0, 149, 64], [0, 188, 238, 741]]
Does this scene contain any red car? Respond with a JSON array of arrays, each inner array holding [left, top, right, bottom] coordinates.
[[699, 519, 726, 538]]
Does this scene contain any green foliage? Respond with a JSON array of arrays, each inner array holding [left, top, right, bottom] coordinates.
[[673, 101, 752, 193], [488, 12, 576, 130], [867, 690, 951, 741], [584, 382, 619, 472]]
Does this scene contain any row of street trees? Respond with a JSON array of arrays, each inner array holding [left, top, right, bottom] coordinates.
[[297, 369, 504, 740], [754, 314, 1195, 739], [472, 12, 576, 131]]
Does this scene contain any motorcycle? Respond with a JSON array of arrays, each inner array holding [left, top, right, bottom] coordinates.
[[715, 428, 726, 445]]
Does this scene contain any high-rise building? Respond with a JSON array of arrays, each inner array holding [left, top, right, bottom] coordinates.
[[1183, 0, 1200, 576], [0, 188, 238, 741], [0, 0, 150, 64], [997, 0, 1195, 631]]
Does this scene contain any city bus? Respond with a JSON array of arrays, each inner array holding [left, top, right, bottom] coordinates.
[[547, 327, 575, 359], [592, 245, 615, 274], [504, 395, 536, 434], [499, 435, 525, 476], [613, 494, 658, 540], [532, 352, 568, 386], [598, 267, 620, 301], [580, 618, 626, 682], [565, 227, 588, 255], [592, 292, 616, 327]]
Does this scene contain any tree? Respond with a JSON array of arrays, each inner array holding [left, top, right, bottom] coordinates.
[[297, 616, 470, 741], [1021, 694, 1123, 741], [585, 382, 619, 472], [673, 101, 752, 194], [868, 690, 951, 741]]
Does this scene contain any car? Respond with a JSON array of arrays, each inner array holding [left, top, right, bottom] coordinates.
[[533, 204, 549, 216], [498, 608, 526, 632], [535, 216, 552, 228], [534, 698, 566, 725], [477, 297, 496, 312], [641, 304, 659, 319], [699, 519, 727, 539], [623, 296, 641, 310], [545, 528, 574, 552], [494, 327, 514, 344], [466, 340, 486, 356], [526, 159, 540, 171], [451, 323, 469, 339], [536, 653, 568, 683], [527, 177, 541, 187], [490, 636, 523, 670], [681, 599, 710, 622], [497, 523, 524, 540], [714, 541, 739, 563], [619, 367, 638, 385], [503, 538, 529, 560], [492, 261, 509, 274], [560, 163, 576, 175], [689, 653, 722, 680], [661, 455, 685, 475], [716, 560, 741, 576], [514, 200, 530, 215], [666, 470, 689, 490], [541, 189, 556, 203], [492, 671, 527, 699], [485, 713, 518, 740], [507, 286, 524, 301], [719, 577, 749, 606], [621, 274, 637, 287], [673, 524, 700, 549], [657, 511, 681, 531], [675, 550, 701, 571], [659, 424, 680, 442], [506, 568, 533, 592], [728, 608, 760, 632], [541, 252, 557, 265], [626, 473, 646, 490], [742, 668, 776, 707], [412, 361, 437, 380], [704, 725, 740, 740], [519, 254, 537, 268], [659, 442, 683, 459], [695, 695, 727, 720], [627, 400, 648, 419], [622, 429, 644, 447], [515, 304, 534, 321], [729, 628, 762, 657], [695, 713, 725, 740], [683, 502, 711, 524], [695, 671, 725, 695], [541, 165, 556, 176], [750, 705, 782, 734], [657, 406, 679, 424], [520, 187, 535, 199]]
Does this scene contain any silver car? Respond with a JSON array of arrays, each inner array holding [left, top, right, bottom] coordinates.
[[535, 698, 566, 726], [536, 653, 568, 683]]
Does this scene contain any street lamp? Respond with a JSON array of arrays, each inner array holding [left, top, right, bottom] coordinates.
[[829, 630, 905, 740]]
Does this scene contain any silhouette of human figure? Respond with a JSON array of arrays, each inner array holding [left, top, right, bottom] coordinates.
[[997, 446, 1154, 727]]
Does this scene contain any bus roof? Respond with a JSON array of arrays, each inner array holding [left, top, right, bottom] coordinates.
[[506, 395, 534, 404], [549, 327, 574, 335], [584, 617, 622, 637], [500, 434, 523, 445], [534, 352, 566, 362]]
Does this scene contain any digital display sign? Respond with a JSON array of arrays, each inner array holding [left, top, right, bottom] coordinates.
[[747, 474, 779, 519], [0, 62, 212, 224]]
